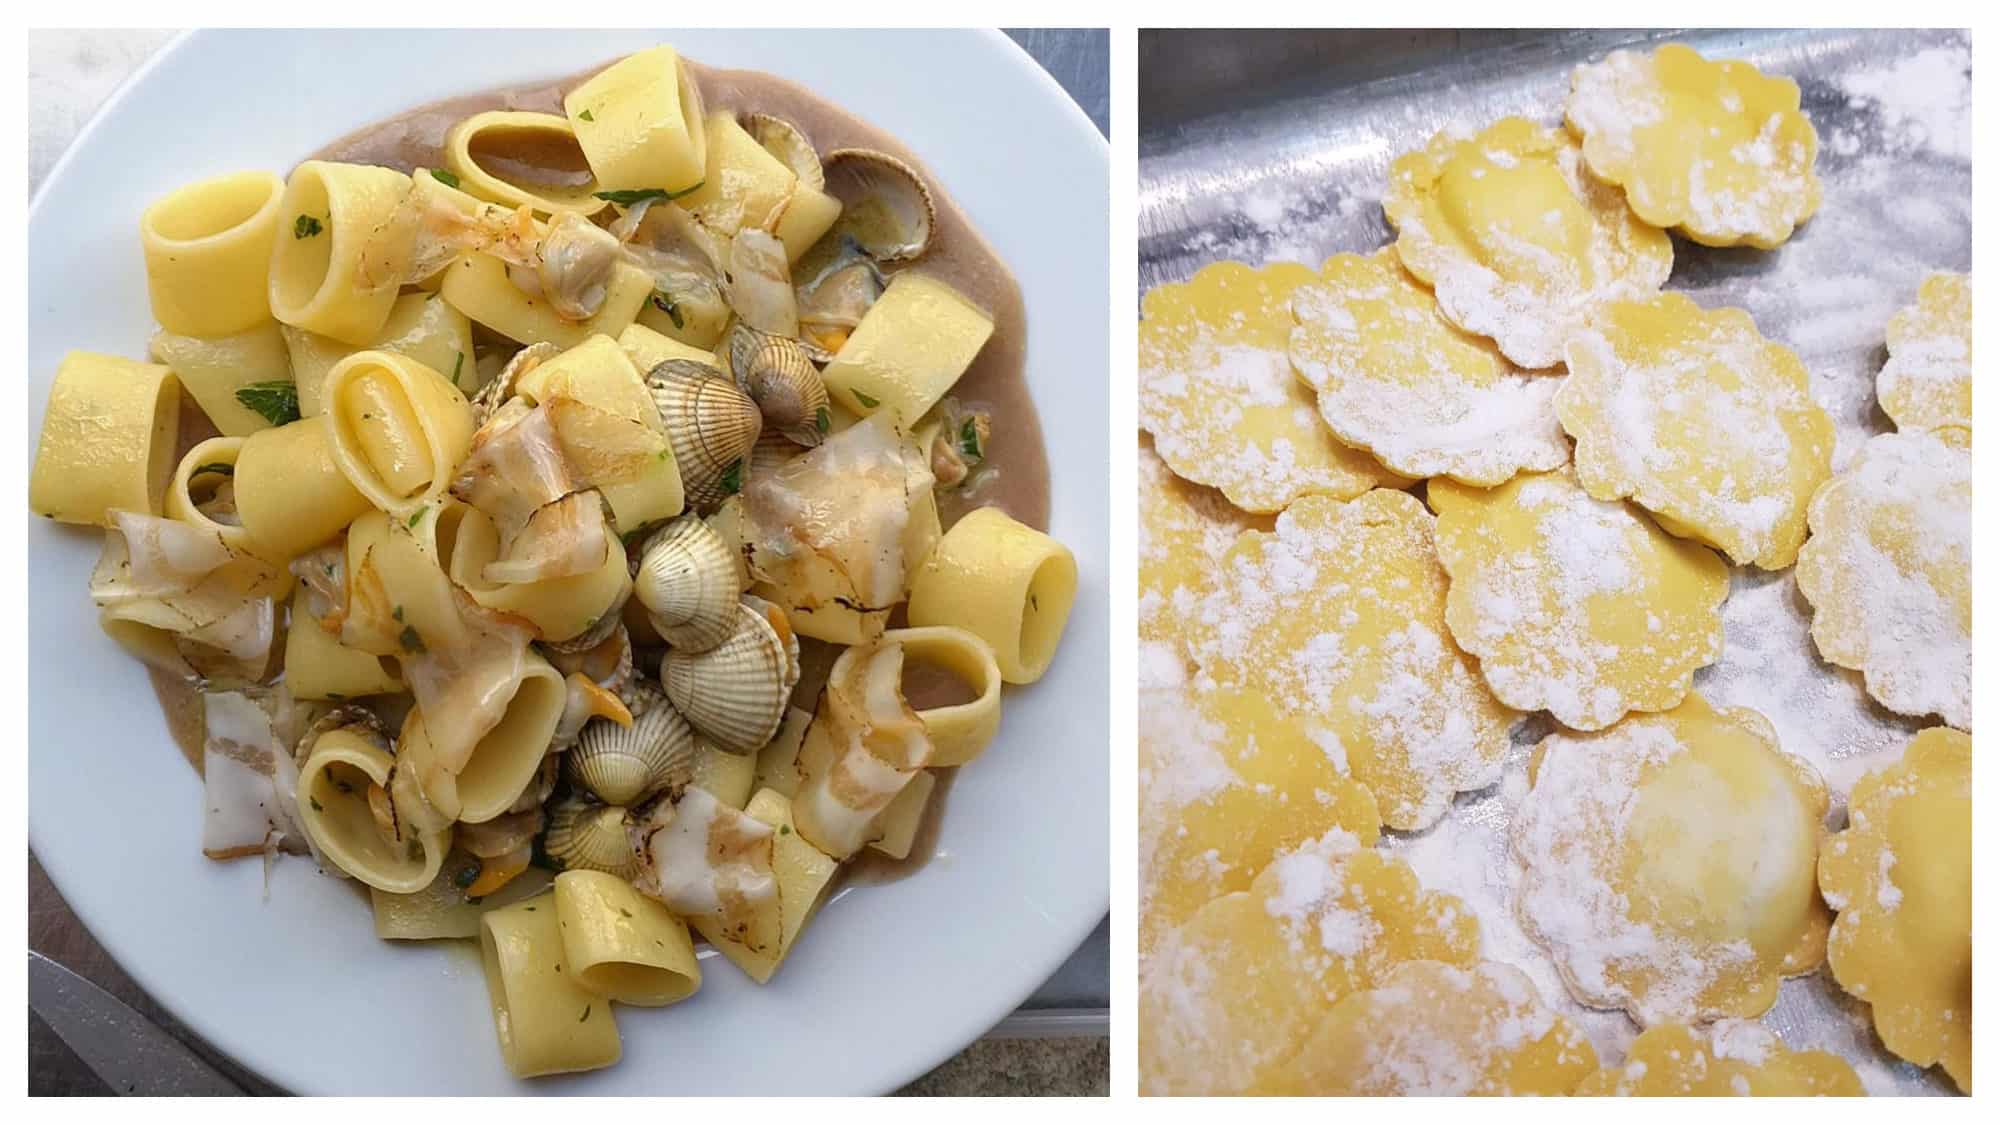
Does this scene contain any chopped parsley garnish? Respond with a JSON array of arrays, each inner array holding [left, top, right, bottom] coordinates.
[[579, 1004, 592, 1022], [453, 862, 481, 889], [593, 183, 703, 205], [718, 458, 744, 496], [958, 418, 983, 460], [852, 389, 880, 409], [429, 168, 460, 189], [392, 605, 405, 622], [308, 796, 324, 812], [407, 508, 426, 528], [293, 214, 323, 239], [577, 109, 595, 122], [450, 351, 465, 387], [398, 624, 426, 653], [234, 380, 301, 426], [815, 406, 831, 434], [191, 462, 235, 478], [649, 291, 684, 329], [779, 824, 791, 835], [618, 907, 632, 919]]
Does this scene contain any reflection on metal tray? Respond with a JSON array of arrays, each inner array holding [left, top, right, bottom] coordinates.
[[1138, 27, 1968, 1096]]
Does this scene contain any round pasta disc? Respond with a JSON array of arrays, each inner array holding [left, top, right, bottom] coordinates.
[[1289, 249, 1570, 486], [1794, 427, 1971, 730], [1137, 829, 1478, 1096], [1558, 292, 1834, 569], [1877, 271, 1972, 434], [1566, 43, 1822, 249], [1138, 259, 1398, 513], [1512, 693, 1832, 1027], [1383, 116, 1672, 370], [1136, 435, 1270, 660], [1573, 1021, 1864, 1096]]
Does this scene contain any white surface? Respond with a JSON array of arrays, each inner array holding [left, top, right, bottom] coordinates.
[[28, 28, 1108, 1096]]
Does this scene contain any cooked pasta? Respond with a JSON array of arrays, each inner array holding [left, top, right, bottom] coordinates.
[[140, 170, 285, 338], [29, 39, 1080, 1085]]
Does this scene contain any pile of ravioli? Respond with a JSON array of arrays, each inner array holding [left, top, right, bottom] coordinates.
[[1138, 43, 1971, 1097]]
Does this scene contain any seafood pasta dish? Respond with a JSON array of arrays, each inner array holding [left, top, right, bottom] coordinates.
[[30, 42, 1078, 1080]]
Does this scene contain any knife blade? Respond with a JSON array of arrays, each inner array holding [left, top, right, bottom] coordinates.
[[28, 951, 244, 1096]]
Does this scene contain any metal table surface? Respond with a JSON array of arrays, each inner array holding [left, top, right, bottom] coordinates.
[[1139, 27, 1967, 1097], [29, 26, 1109, 1096]]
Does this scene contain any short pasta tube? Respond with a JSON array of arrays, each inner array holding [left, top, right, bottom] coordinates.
[[148, 319, 293, 436], [440, 249, 653, 350], [140, 170, 285, 337], [287, 290, 477, 416], [697, 789, 841, 985], [296, 727, 451, 894], [396, 654, 567, 824], [340, 506, 469, 657], [268, 161, 413, 345], [164, 438, 273, 564], [480, 895, 622, 1078], [232, 415, 373, 562], [443, 110, 609, 218], [30, 351, 180, 526], [882, 625, 1003, 767], [563, 44, 707, 194], [282, 587, 404, 701], [447, 505, 631, 643], [907, 506, 1077, 684], [323, 349, 474, 514], [553, 870, 701, 1006]]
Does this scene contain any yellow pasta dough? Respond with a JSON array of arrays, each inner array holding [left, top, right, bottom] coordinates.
[[1877, 271, 1971, 433], [287, 290, 477, 416], [1430, 468, 1728, 731], [268, 161, 414, 345], [1138, 259, 1395, 512], [296, 727, 451, 894], [1513, 694, 1832, 1026], [1384, 117, 1673, 370], [1559, 293, 1834, 568], [1136, 436, 1269, 662], [564, 44, 708, 195], [1818, 727, 1970, 1091], [1266, 959, 1599, 1096], [1289, 250, 1569, 485], [281, 587, 404, 701], [1139, 674, 1379, 955], [1567, 44, 1821, 249], [232, 415, 373, 563], [1137, 829, 1479, 1096], [30, 351, 180, 526], [1574, 1021, 1864, 1096], [323, 349, 475, 514], [1793, 428, 1970, 730], [149, 319, 293, 437], [480, 895, 622, 1077], [139, 170, 285, 338], [905, 506, 1076, 684], [1186, 489, 1516, 830], [552, 870, 700, 1007], [441, 249, 654, 350]]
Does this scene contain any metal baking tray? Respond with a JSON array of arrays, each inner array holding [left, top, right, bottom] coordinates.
[[1139, 27, 1968, 1096]]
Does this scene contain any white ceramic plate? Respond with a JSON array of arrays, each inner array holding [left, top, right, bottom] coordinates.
[[28, 28, 1108, 1095]]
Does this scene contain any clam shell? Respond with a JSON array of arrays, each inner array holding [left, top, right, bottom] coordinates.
[[646, 359, 762, 510], [742, 111, 824, 191], [797, 247, 886, 361], [748, 430, 800, 481], [660, 599, 801, 754], [566, 698, 696, 806], [727, 323, 832, 447], [634, 513, 744, 653], [543, 594, 631, 654], [544, 794, 641, 879], [822, 149, 935, 262]]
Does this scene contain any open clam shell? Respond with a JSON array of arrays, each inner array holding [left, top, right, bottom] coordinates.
[[742, 111, 824, 191], [646, 358, 763, 510], [544, 793, 641, 880], [566, 697, 696, 807], [796, 243, 886, 360], [660, 597, 801, 754], [821, 149, 935, 263], [727, 322, 832, 447], [634, 513, 745, 653]]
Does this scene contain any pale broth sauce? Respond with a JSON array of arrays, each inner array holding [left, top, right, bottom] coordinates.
[[153, 55, 1051, 889]]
